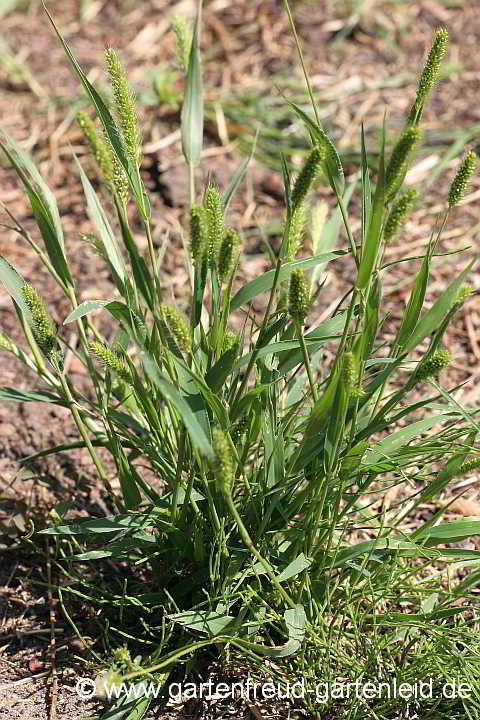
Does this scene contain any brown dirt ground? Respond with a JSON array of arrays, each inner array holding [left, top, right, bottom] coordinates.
[[1, 0, 480, 718]]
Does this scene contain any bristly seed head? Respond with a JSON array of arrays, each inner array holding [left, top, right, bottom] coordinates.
[[386, 127, 422, 201], [448, 151, 476, 208], [161, 305, 192, 354], [288, 268, 310, 324], [222, 330, 239, 354], [212, 428, 235, 495], [384, 189, 417, 243], [204, 185, 224, 269], [170, 14, 191, 73], [88, 341, 132, 384], [408, 28, 448, 124], [190, 205, 207, 263], [286, 202, 306, 262], [453, 284, 473, 309], [105, 48, 141, 165], [342, 351, 357, 394], [22, 284, 57, 360], [415, 349, 450, 383], [218, 228, 241, 282], [291, 146, 324, 211], [0, 331, 14, 353], [77, 112, 115, 189]]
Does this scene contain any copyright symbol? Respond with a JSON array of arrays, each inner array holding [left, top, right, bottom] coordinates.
[[76, 677, 96, 699]]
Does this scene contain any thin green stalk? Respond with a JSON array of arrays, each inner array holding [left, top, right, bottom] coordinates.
[[232, 252, 284, 410], [171, 429, 187, 520], [283, 0, 321, 128], [336, 191, 359, 268], [57, 369, 117, 504], [224, 491, 296, 609], [295, 320, 318, 402]]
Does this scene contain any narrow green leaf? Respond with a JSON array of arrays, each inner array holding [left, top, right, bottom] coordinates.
[[362, 414, 451, 465], [0, 387, 66, 405], [230, 605, 306, 658], [170, 610, 235, 636], [0, 133, 72, 286], [231, 252, 344, 311], [75, 156, 126, 287], [0, 256, 30, 320], [115, 200, 154, 310], [395, 244, 433, 351], [64, 299, 112, 324], [285, 100, 345, 196], [413, 519, 480, 546], [356, 126, 385, 289], [205, 345, 238, 392], [403, 257, 477, 354], [142, 355, 213, 458], [278, 554, 312, 582], [223, 156, 249, 213], [181, 1, 203, 167]]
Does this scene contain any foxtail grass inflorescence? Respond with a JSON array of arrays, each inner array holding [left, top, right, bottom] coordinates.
[[384, 189, 417, 243], [286, 202, 307, 261], [290, 146, 324, 211], [408, 29, 449, 125], [161, 304, 192, 354], [288, 268, 310, 323], [386, 126, 422, 201], [218, 228, 241, 282], [212, 428, 235, 495], [448, 151, 476, 208], [77, 112, 115, 187], [190, 204, 207, 263], [22, 284, 57, 361], [415, 349, 450, 383], [170, 14, 191, 73], [88, 341, 132, 384], [105, 48, 141, 165], [0, 330, 14, 353], [222, 330, 239, 354], [204, 184, 224, 269]]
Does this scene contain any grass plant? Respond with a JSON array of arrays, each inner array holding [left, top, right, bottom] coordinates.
[[0, 2, 479, 718]]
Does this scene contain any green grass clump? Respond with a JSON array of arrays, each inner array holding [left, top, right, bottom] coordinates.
[[0, 5, 479, 720]]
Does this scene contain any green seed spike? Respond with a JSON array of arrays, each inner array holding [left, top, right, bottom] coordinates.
[[22, 284, 57, 359], [212, 428, 235, 495], [415, 349, 450, 383], [105, 48, 141, 165], [222, 330, 239, 353], [106, 130, 130, 205], [88, 341, 132, 384], [286, 202, 306, 261], [288, 268, 310, 323], [342, 351, 357, 394], [384, 189, 417, 243], [81, 233, 107, 262], [0, 331, 14, 353], [408, 29, 448, 125], [218, 228, 241, 282], [454, 457, 480, 478], [453, 284, 472, 309], [161, 304, 192, 354], [290, 146, 324, 211], [170, 14, 191, 74], [204, 185, 224, 269], [448, 151, 477, 208], [190, 205, 207, 263], [77, 112, 114, 186], [385, 126, 421, 202]]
